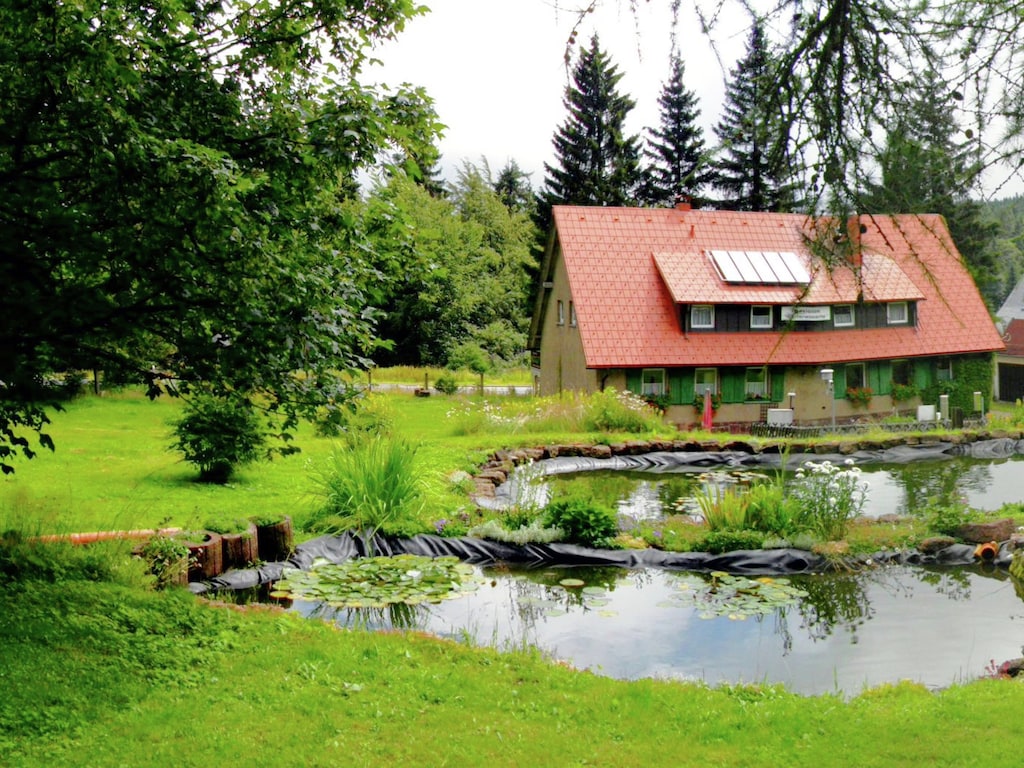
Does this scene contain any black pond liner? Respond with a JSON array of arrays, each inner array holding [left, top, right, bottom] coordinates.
[[189, 438, 1024, 595], [189, 532, 1015, 595]]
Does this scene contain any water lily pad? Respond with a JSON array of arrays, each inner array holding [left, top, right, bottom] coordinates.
[[559, 578, 586, 588]]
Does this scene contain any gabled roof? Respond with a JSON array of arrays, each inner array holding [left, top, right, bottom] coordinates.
[[540, 206, 1004, 368], [995, 277, 1024, 329], [1003, 318, 1024, 357]]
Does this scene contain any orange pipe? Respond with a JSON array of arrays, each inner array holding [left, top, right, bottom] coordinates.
[[32, 528, 182, 545], [974, 541, 999, 561]]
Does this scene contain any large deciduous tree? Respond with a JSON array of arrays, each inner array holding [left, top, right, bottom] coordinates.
[[0, 0, 440, 472], [364, 165, 538, 369], [538, 34, 642, 230], [641, 54, 712, 207]]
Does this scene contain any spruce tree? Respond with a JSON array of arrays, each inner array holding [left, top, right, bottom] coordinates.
[[713, 20, 797, 212], [538, 34, 642, 229], [641, 54, 712, 207], [859, 71, 1000, 306]]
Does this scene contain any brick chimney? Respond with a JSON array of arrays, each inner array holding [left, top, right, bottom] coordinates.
[[847, 216, 865, 267], [674, 194, 692, 211]]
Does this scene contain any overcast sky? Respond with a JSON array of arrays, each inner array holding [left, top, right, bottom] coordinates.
[[366, 0, 754, 188]]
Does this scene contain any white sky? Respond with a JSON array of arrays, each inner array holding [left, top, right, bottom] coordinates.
[[366, 0, 754, 187]]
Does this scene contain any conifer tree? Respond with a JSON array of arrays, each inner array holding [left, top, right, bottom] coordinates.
[[713, 20, 798, 212], [859, 71, 1000, 306], [641, 54, 711, 206], [538, 34, 642, 229]]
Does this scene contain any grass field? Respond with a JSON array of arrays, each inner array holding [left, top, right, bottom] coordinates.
[[4, 387, 1024, 767]]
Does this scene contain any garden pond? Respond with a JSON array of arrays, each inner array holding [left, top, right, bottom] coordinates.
[[234, 442, 1024, 697]]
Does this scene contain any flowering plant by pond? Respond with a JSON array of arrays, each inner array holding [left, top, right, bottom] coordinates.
[[790, 459, 868, 540]]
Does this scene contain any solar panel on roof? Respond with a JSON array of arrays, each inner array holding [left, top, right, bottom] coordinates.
[[709, 249, 810, 285]]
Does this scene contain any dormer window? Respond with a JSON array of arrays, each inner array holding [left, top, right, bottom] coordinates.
[[750, 305, 773, 329], [887, 301, 908, 325], [833, 304, 855, 327], [691, 304, 715, 329]]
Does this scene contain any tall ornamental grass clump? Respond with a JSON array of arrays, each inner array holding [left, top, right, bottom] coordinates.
[[581, 388, 664, 433], [694, 479, 800, 537], [790, 459, 868, 540], [307, 436, 424, 544]]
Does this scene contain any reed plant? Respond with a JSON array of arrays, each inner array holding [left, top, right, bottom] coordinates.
[[306, 435, 424, 547]]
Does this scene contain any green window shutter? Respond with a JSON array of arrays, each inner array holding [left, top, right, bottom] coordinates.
[[625, 369, 641, 395], [771, 368, 786, 402], [834, 366, 847, 395], [721, 368, 745, 403], [679, 369, 696, 404], [914, 360, 931, 389], [870, 361, 891, 394], [669, 369, 685, 405]]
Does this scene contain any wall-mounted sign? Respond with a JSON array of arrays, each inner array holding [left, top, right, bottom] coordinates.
[[780, 305, 831, 322]]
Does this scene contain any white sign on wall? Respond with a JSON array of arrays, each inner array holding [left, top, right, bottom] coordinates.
[[780, 305, 831, 322]]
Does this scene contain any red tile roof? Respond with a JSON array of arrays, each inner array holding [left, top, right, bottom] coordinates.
[[1003, 319, 1024, 357], [553, 206, 1004, 368]]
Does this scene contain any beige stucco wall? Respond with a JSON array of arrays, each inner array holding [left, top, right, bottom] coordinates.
[[537, 251, 598, 395]]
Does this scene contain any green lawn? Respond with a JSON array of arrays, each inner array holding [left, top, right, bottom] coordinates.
[[3, 389, 1024, 766]]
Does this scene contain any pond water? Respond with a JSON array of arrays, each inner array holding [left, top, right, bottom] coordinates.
[[267, 448, 1024, 697], [532, 454, 1024, 521], [283, 562, 1024, 697]]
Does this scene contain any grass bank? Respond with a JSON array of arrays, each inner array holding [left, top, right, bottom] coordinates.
[[4, 580, 1024, 768]]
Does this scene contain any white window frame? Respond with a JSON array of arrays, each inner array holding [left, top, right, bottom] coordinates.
[[694, 367, 718, 396], [833, 304, 855, 328], [556, 299, 565, 326], [750, 305, 773, 329], [744, 367, 768, 399], [691, 304, 715, 329], [846, 362, 866, 391], [569, 301, 577, 327], [641, 368, 666, 396], [887, 301, 909, 325]]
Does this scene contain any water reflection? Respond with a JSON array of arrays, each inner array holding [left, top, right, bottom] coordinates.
[[541, 455, 1024, 520], [279, 562, 1024, 696]]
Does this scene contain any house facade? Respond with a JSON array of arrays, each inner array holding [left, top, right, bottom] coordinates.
[[995, 278, 1024, 402], [528, 204, 1004, 427]]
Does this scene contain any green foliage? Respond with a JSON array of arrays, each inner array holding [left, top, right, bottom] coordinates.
[[920, 498, 972, 537], [694, 485, 751, 532], [307, 436, 424, 544], [845, 386, 874, 408], [890, 382, 919, 403], [434, 374, 460, 395], [790, 460, 869, 540], [170, 394, 271, 484], [541, 497, 619, 549], [538, 33, 642, 229], [363, 166, 537, 368], [713, 19, 800, 212], [314, 392, 394, 441], [467, 518, 564, 545], [0, 0, 438, 468], [641, 54, 713, 205], [0, 530, 142, 586], [696, 529, 766, 554], [921, 356, 994, 414], [137, 536, 190, 590], [582, 388, 664, 433]]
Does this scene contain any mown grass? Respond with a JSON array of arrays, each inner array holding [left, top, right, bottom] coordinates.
[[4, 580, 1024, 768], [4, 388, 1024, 765]]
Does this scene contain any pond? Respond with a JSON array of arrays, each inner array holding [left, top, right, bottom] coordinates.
[[518, 452, 1024, 521], [282, 562, 1024, 696]]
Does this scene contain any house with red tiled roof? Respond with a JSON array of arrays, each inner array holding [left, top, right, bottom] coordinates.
[[528, 203, 1005, 427], [995, 278, 1024, 401]]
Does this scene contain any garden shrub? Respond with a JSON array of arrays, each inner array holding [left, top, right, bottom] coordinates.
[[541, 497, 619, 549], [789, 459, 868, 540], [696, 529, 765, 554], [467, 519, 564, 545], [582, 388, 663, 433], [314, 392, 393, 439], [170, 393, 269, 483], [434, 374, 459, 395]]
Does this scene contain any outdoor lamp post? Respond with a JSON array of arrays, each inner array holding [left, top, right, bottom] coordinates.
[[819, 368, 835, 429], [787, 391, 796, 410]]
